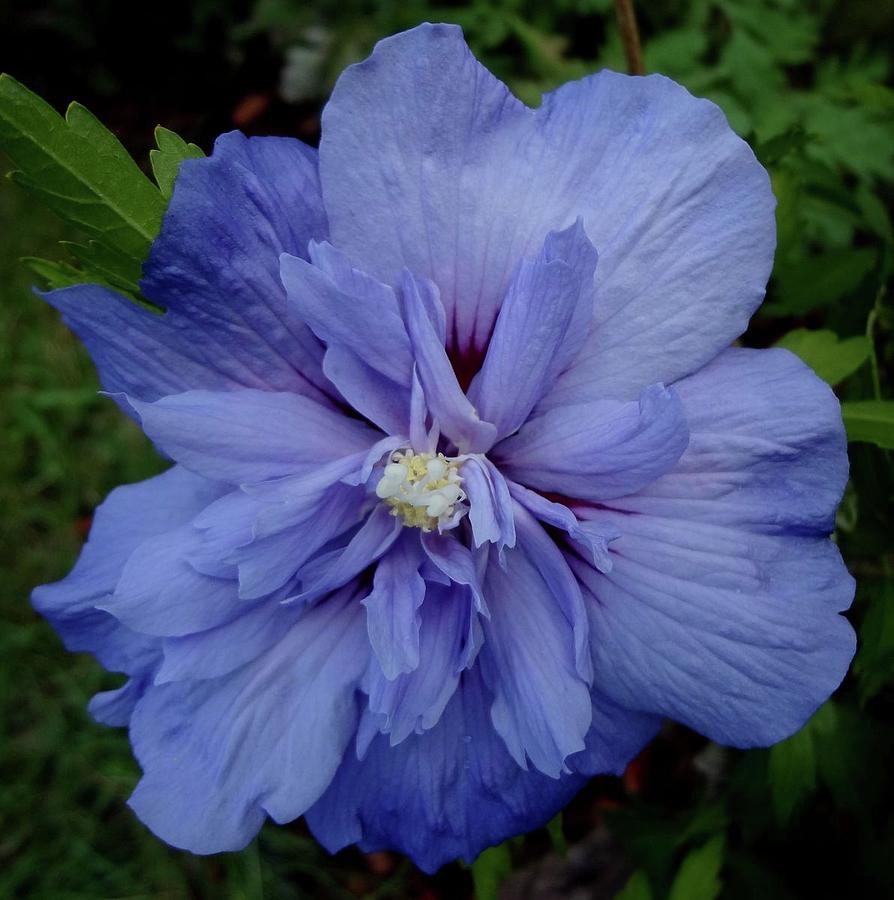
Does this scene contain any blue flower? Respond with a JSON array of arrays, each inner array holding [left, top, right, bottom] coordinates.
[[32, 24, 855, 872]]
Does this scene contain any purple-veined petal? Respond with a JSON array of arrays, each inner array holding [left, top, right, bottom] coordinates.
[[31, 466, 225, 672], [398, 270, 497, 453], [322, 347, 411, 436], [570, 347, 855, 746], [610, 348, 849, 532], [479, 528, 592, 777], [291, 505, 402, 604], [467, 220, 598, 439], [362, 531, 426, 679], [156, 599, 306, 684], [125, 389, 378, 485], [364, 582, 469, 746], [320, 24, 774, 392], [512, 503, 592, 682], [89, 673, 156, 727], [461, 456, 516, 553], [507, 479, 617, 572], [141, 132, 331, 396], [421, 531, 487, 614], [46, 134, 337, 415], [567, 690, 661, 777], [280, 250, 413, 385], [102, 524, 249, 637], [128, 585, 369, 853], [495, 383, 689, 501], [308, 666, 654, 872]]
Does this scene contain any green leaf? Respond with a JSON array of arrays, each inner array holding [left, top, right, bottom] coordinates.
[[842, 400, 894, 448], [150, 126, 204, 199], [21, 256, 85, 291], [775, 329, 870, 385], [0, 74, 165, 285], [767, 720, 816, 823], [668, 836, 725, 900], [616, 870, 654, 900], [61, 240, 145, 294], [770, 247, 877, 315], [471, 843, 512, 900]]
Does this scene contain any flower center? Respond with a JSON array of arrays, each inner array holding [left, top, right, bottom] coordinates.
[[375, 450, 465, 531]]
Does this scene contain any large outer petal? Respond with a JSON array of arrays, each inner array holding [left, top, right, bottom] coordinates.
[[127, 586, 369, 854], [31, 466, 226, 721], [571, 348, 856, 746], [46, 133, 333, 410], [319, 24, 774, 395]]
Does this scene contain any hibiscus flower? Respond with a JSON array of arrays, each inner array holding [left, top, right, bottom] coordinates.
[[33, 23, 855, 872]]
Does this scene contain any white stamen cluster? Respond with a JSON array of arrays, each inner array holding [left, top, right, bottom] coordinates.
[[375, 450, 465, 531]]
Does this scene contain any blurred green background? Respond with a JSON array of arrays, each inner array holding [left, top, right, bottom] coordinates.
[[2, 1, 893, 897]]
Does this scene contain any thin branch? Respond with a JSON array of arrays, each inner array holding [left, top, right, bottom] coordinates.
[[614, 0, 645, 76]]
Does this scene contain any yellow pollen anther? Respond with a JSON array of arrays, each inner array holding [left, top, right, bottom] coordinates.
[[375, 450, 465, 531]]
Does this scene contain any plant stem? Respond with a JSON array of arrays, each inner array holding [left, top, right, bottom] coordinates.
[[615, 0, 645, 75]]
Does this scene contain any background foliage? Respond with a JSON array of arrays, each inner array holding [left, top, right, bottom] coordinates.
[[1, 0, 893, 897]]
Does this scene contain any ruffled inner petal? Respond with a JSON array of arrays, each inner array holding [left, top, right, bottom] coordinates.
[[495, 383, 689, 502], [127, 585, 370, 854], [467, 220, 598, 440]]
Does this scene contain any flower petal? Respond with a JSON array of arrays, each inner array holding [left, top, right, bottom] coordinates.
[[364, 582, 470, 745], [467, 220, 598, 439], [192, 467, 366, 600], [320, 24, 774, 391], [480, 525, 592, 777], [362, 531, 426, 679], [306, 667, 587, 872], [280, 248, 414, 385], [127, 586, 369, 853], [398, 271, 497, 453], [292, 505, 402, 604], [461, 456, 516, 553], [507, 480, 617, 572], [570, 347, 856, 746], [31, 466, 224, 671], [156, 601, 305, 684], [103, 524, 248, 637], [609, 348, 849, 532], [46, 134, 335, 412], [495, 383, 688, 501], [142, 132, 331, 396], [126, 389, 378, 484], [421, 531, 487, 614]]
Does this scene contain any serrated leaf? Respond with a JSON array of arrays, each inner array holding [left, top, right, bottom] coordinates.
[[616, 870, 654, 900], [668, 836, 725, 900], [62, 240, 144, 294], [0, 74, 165, 281], [775, 329, 870, 384], [22, 256, 86, 291], [842, 400, 894, 448], [150, 125, 204, 199], [471, 843, 512, 900], [767, 720, 816, 823]]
